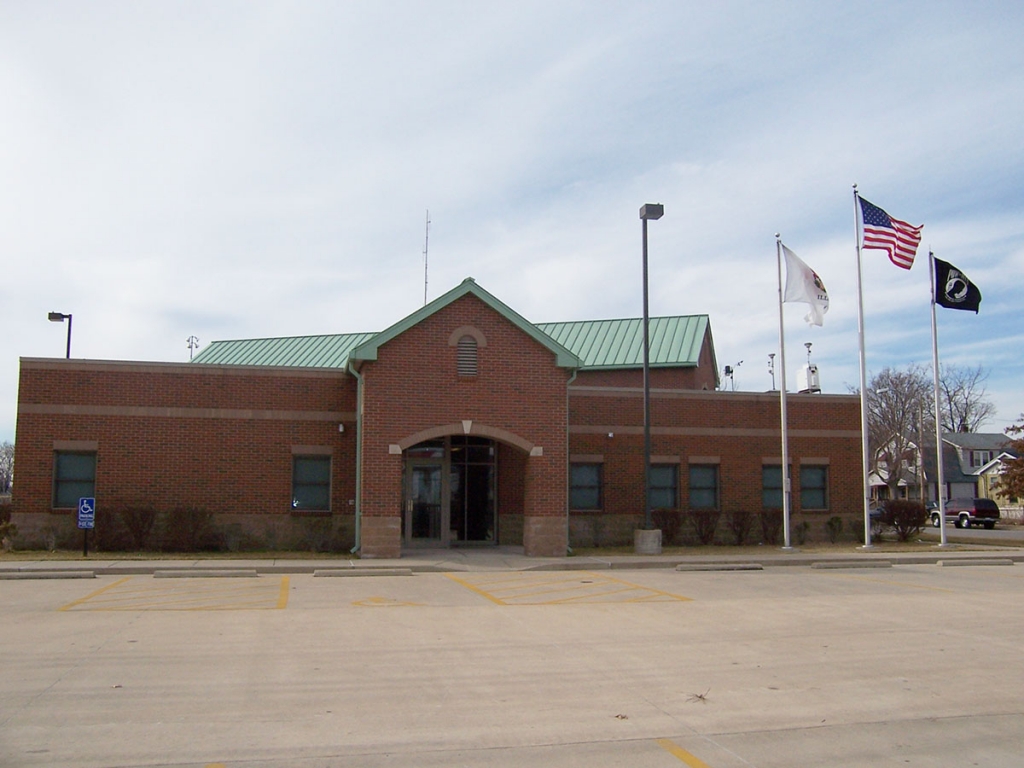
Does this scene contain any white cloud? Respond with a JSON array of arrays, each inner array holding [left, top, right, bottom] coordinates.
[[2, 1, 1023, 440]]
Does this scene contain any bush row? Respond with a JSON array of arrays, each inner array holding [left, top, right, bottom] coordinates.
[[649, 509, 882, 547], [21, 504, 354, 554]]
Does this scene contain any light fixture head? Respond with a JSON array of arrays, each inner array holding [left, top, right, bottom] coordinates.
[[639, 203, 664, 220], [48, 312, 67, 322]]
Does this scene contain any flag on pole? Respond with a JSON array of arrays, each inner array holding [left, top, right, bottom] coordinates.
[[934, 256, 982, 312], [859, 197, 923, 269], [782, 244, 829, 326]]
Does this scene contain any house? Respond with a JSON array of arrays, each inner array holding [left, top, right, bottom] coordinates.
[[13, 278, 863, 555], [870, 432, 1022, 507], [941, 433, 1019, 505]]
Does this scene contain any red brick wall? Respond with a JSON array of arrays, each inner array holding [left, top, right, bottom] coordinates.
[[14, 360, 356, 546], [572, 367, 711, 390], [357, 295, 571, 554], [12, 316, 863, 553], [568, 387, 862, 542]]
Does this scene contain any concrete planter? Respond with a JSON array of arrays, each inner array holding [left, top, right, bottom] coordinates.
[[633, 528, 662, 555]]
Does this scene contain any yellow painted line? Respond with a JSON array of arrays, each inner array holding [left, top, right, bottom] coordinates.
[[59, 576, 134, 611], [63, 577, 290, 611], [277, 575, 290, 609], [657, 738, 713, 767], [445, 573, 507, 604], [353, 596, 422, 607], [600, 572, 693, 602]]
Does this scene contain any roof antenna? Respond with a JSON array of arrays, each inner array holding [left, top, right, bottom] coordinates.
[[423, 209, 431, 306]]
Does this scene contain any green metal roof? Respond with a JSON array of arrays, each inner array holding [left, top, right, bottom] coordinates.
[[537, 316, 709, 369], [189, 281, 711, 373], [191, 332, 377, 368]]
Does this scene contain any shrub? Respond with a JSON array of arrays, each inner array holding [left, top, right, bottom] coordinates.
[[91, 506, 133, 552], [163, 506, 215, 552], [726, 509, 755, 545], [652, 509, 683, 545], [760, 509, 783, 545], [881, 499, 928, 542], [793, 520, 811, 546], [688, 508, 720, 545], [825, 516, 844, 544], [115, 503, 157, 551], [849, 516, 882, 544], [0, 506, 17, 550]]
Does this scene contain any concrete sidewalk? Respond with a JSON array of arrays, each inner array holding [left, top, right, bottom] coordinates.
[[2, 542, 1023, 577]]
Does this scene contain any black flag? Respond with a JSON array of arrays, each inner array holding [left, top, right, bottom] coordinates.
[[934, 257, 981, 313]]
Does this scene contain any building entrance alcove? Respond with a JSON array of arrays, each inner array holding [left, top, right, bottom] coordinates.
[[403, 436, 498, 547]]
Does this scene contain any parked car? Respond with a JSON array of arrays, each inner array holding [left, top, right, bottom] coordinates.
[[931, 498, 1000, 529]]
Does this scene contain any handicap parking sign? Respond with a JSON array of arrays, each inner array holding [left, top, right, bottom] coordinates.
[[77, 497, 96, 529]]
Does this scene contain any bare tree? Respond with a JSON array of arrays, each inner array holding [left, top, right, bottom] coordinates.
[[0, 441, 13, 494], [938, 364, 996, 433], [863, 366, 934, 500]]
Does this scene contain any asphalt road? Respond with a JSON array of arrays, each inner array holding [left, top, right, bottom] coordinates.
[[2, 562, 1023, 767], [920, 522, 1024, 544]]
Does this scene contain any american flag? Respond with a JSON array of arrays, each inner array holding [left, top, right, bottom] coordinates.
[[859, 197, 923, 270]]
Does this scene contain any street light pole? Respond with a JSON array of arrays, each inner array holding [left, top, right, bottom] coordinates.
[[639, 204, 663, 532], [48, 312, 72, 358]]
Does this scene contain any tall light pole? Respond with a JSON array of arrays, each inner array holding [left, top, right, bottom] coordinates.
[[48, 312, 72, 358], [639, 203, 663, 532]]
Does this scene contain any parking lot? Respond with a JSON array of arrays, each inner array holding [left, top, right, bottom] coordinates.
[[2, 560, 1023, 767]]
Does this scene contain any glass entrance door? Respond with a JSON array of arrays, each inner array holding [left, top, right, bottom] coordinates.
[[405, 463, 444, 543]]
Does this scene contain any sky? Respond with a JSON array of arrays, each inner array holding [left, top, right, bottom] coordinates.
[[2, 1, 1022, 445]]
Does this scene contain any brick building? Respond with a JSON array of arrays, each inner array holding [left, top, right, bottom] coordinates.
[[13, 278, 862, 556]]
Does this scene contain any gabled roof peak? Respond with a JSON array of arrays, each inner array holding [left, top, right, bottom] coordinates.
[[349, 278, 581, 368]]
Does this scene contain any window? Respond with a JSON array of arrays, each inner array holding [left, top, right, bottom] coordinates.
[[971, 450, 992, 468], [570, 463, 602, 510], [292, 456, 331, 511], [688, 465, 719, 509], [650, 465, 678, 509], [456, 335, 478, 376], [800, 466, 828, 510], [762, 465, 784, 508], [53, 451, 96, 508]]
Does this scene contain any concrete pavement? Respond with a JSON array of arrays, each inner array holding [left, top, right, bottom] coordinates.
[[3, 549, 1024, 767]]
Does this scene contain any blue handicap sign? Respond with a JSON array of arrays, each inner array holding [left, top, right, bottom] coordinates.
[[77, 497, 96, 529]]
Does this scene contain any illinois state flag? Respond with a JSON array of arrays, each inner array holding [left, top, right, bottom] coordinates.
[[783, 244, 829, 326], [934, 257, 982, 313]]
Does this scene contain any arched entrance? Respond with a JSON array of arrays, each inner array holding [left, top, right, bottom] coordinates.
[[403, 435, 502, 547]]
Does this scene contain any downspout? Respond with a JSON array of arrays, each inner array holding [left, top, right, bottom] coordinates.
[[565, 368, 578, 555], [348, 360, 364, 555]]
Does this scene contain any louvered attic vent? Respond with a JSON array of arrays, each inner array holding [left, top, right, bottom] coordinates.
[[457, 335, 478, 376]]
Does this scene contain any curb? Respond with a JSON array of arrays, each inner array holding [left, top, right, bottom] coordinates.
[[153, 569, 259, 578], [0, 570, 96, 580]]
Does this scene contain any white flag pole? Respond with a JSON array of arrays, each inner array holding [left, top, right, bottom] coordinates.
[[776, 235, 793, 550], [853, 185, 874, 548], [929, 251, 949, 547]]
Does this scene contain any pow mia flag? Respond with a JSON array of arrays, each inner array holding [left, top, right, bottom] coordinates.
[[934, 256, 981, 313]]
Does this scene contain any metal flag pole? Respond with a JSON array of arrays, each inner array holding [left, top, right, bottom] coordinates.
[[775, 235, 793, 549], [853, 185, 874, 548], [928, 251, 949, 547]]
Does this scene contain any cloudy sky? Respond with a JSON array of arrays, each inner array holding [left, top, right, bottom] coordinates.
[[2, 1, 1022, 444]]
